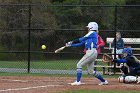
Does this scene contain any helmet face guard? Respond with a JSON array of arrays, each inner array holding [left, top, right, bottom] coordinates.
[[122, 48, 132, 56]]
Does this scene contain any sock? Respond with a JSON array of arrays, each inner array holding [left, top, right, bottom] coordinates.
[[76, 68, 82, 82], [93, 71, 105, 82]]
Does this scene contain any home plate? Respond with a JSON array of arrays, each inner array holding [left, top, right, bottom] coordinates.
[[68, 83, 86, 85]]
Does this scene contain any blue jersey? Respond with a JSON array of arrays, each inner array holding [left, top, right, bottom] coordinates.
[[112, 38, 124, 49], [116, 56, 140, 69], [70, 31, 98, 49]]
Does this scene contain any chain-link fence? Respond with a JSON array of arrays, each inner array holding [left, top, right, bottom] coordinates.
[[0, 4, 139, 74]]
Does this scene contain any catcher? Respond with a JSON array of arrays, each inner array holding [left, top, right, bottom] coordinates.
[[113, 47, 140, 76]]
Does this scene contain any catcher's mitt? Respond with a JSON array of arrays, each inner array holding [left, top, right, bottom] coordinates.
[[102, 53, 113, 63]]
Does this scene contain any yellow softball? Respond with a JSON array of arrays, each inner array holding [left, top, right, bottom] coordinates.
[[41, 45, 46, 49]]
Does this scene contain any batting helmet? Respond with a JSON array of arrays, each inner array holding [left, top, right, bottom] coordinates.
[[86, 22, 98, 31], [122, 47, 132, 56]]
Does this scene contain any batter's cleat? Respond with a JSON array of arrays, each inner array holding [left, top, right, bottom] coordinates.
[[71, 81, 81, 86], [98, 80, 108, 85]]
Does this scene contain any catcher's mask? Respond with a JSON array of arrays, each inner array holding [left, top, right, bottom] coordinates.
[[122, 47, 132, 56]]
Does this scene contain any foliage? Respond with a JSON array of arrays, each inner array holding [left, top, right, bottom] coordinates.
[[0, 0, 139, 60], [0, 46, 16, 60]]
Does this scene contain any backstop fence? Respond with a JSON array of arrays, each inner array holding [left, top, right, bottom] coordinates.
[[0, 4, 139, 74]]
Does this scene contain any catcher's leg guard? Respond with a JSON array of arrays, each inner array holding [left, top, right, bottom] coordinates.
[[121, 66, 128, 75], [118, 76, 137, 83]]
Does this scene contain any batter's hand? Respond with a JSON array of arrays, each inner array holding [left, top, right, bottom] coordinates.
[[67, 41, 73, 45], [65, 43, 71, 47], [65, 41, 73, 47]]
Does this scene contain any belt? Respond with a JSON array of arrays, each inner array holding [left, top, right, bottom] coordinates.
[[86, 48, 96, 50]]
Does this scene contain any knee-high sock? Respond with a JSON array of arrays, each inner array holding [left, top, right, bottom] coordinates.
[[76, 68, 82, 82], [93, 71, 105, 82]]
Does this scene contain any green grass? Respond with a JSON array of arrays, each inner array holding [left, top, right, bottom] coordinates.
[[0, 72, 48, 76], [60, 90, 140, 93], [31, 60, 78, 70], [0, 60, 77, 69], [0, 72, 120, 79], [0, 59, 115, 77], [0, 61, 27, 68], [0, 60, 90, 70], [0, 59, 116, 77], [0, 59, 108, 70]]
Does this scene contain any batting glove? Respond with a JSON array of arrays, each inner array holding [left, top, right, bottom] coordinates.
[[65, 43, 71, 47], [67, 41, 73, 45]]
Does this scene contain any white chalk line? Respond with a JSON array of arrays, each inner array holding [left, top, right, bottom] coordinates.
[[0, 85, 63, 92], [0, 79, 28, 82], [0, 79, 65, 82], [0, 79, 62, 83], [0, 78, 95, 82], [68, 83, 86, 85]]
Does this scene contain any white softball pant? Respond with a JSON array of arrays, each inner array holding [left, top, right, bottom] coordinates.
[[77, 48, 97, 74]]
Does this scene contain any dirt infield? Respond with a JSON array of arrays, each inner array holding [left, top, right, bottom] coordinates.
[[0, 76, 140, 93]]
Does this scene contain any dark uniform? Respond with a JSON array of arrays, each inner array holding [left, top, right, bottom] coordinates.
[[113, 48, 140, 76], [121, 56, 140, 76]]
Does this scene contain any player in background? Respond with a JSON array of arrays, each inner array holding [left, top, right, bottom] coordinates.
[[66, 22, 108, 85], [113, 47, 140, 76], [96, 30, 105, 54], [111, 32, 124, 59]]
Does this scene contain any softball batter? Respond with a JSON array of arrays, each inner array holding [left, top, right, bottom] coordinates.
[[66, 22, 108, 85]]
